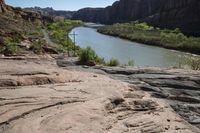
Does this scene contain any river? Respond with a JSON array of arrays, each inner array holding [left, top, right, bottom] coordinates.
[[69, 27, 200, 68]]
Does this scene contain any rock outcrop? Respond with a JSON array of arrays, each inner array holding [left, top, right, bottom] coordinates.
[[13, 7, 54, 24], [0, 0, 7, 13], [72, 0, 200, 36], [24, 7, 75, 20], [0, 0, 54, 25]]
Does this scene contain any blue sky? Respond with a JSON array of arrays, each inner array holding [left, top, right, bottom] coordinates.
[[5, 0, 118, 11]]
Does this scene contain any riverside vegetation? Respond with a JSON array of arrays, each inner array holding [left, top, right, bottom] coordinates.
[[98, 22, 200, 54], [78, 46, 135, 66], [98, 22, 200, 70], [47, 20, 83, 55], [1, 16, 198, 69], [47, 21, 121, 66], [0, 18, 121, 67]]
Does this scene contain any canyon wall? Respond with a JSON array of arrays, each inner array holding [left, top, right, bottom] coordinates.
[[72, 0, 200, 35], [24, 7, 75, 20]]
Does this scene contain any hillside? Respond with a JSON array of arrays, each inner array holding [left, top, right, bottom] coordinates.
[[0, 0, 54, 38], [0, 0, 55, 55], [72, 0, 200, 36]]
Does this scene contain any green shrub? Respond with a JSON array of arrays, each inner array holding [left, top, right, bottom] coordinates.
[[11, 32, 23, 43], [107, 58, 120, 66], [47, 23, 59, 30], [128, 58, 135, 66], [187, 57, 200, 71], [134, 22, 154, 31], [0, 38, 18, 55], [79, 46, 104, 64]]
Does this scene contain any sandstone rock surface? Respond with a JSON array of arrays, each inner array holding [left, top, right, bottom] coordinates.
[[0, 56, 199, 133]]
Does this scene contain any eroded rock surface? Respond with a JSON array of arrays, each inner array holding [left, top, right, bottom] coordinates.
[[58, 58, 200, 130], [0, 56, 199, 133], [98, 67, 200, 129]]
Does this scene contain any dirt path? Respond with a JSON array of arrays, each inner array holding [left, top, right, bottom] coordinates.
[[42, 29, 55, 47], [0, 56, 199, 133]]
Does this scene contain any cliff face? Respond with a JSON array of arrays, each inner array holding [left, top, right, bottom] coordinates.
[[0, 0, 6, 12], [0, 0, 13, 13], [24, 7, 75, 20], [72, 8, 103, 22], [13, 7, 54, 24], [143, 0, 200, 35], [72, 0, 200, 35]]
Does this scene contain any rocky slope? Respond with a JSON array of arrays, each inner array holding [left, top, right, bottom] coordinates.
[[0, 55, 199, 133], [0, 0, 55, 52], [72, 0, 200, 36], [0, 0, 54, 24]]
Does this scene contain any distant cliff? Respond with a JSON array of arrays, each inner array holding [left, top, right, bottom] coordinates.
[[24, 7, 75, 20], [72, 0, 200, 36], [0, 0, 54, 24]]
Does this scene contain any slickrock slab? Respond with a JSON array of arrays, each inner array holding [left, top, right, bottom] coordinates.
[[94, 66, 200, 129], [0, 58, 199, 133]]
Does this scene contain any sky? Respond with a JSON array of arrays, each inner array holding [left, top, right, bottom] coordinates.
[[5, 0, 118, 11]]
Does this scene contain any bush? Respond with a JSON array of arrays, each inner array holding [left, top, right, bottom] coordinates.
[[128, 58, 135, 66], [107, 58, 120, 66], [134, 22, 154, 31], [79, 46, 104, 64], [0, 38, 18, 55], [30, 40, 44, 54], [188, 57, 200, 71]]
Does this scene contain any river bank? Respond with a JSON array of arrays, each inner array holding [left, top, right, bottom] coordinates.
[[0, 54, 200, 133], [97, 23, 200, 55], [70, 27, 200, 68]]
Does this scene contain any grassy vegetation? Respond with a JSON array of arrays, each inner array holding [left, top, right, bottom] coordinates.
[[106, 58, 119, 66], [78, 46, 105, 65], [127, 58, 135, 66], [98, 22, 200, 54], [78, 46, 122, 66], [0, 38, 18, 55], [0, 12, 47, 55], [27, 25, 44, 39], [47, 20, 83, 56], [188, 58, 200, 70], [181, 57, 200, 71]]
